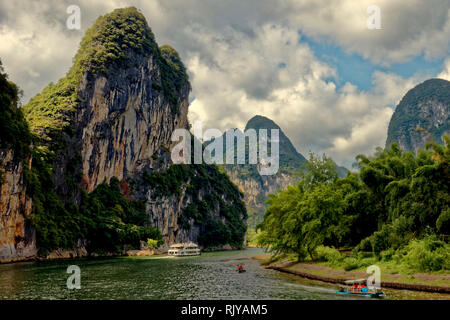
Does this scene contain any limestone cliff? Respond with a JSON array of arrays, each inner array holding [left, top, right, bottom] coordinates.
[[212, 116, 348, 228], [205, 116, 307, 228], [0, 60, 36, 262], [0, 8, 246, 262], [227, 168, 295, 228], [0, 150, 35, 262], [386, 78, 450, 152]]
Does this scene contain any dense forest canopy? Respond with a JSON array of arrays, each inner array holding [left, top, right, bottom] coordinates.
[[0, 59, 33, 160], [257, 137, 450, 272]]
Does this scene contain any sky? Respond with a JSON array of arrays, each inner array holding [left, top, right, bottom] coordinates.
[[1, 0, 449, 168]]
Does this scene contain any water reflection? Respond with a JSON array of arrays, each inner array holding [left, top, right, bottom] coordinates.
[[0, 249, 448, 300]]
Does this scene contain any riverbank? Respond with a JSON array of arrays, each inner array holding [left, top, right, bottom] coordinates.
[[0, 244, 245, 265], [254, 254, 450, 294]]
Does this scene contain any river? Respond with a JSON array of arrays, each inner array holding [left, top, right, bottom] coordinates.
[[0, 248, 447, 300]]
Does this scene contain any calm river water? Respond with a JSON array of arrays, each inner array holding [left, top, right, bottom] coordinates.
[[0, 248, 447, 300]]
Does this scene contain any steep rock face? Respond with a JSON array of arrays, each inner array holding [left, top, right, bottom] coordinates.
[[386, 78, 450, 152], [72, 52, 189, 193], [38, 60, 189, 204], [228, 171, 294, 208], [0, 150, 35, 262], [227, 169, 295, 227], [135, 162, 247, 248], [0, 60, 35, 262], [144, 188, 215, 246], [212, 115, 307, 227], [9, 8, 246, 257]]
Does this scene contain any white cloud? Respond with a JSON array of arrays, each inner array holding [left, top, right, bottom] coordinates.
[[286, 0, 450, 65], [438, 58, 450, 80], [0, 0, 448, 167], [185, 21, 424, 167]]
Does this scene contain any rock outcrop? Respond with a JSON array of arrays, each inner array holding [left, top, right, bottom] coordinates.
[[386, 78, 450, 152], [205, 115, 307, 227], [0, 59, 36, 262], [227, 169, 295, 227], [0, 7, 246, 262], [0, 150, 35, 262], [213, 115, 348, 227]]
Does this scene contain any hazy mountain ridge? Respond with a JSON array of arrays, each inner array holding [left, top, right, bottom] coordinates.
[[203, 115, 307, 227]]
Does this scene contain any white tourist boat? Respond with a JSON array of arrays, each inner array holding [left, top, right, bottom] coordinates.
[[168, 242, 201, 257]]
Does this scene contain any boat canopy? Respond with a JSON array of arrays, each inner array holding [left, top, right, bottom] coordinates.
[[170, 243, 185, 248], [344, 279, 367, 284], [169, 242, 199, 249]]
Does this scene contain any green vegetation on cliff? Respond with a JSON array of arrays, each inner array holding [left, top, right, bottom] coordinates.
[[257, 137, 450, 272], [143, 163, 248, 248], [12, 8, 196, 254], [22, 7, 189, 144], [0, 59, 33, 159], [0, 55, 160, 254], [386, 78, 450, 151], [236, 115, 308, 176], [24, 149, 162, 254], [159, 45, 190, 113]]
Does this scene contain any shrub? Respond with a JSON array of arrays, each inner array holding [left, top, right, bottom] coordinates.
[[147, 238, 159, 249], [398, 237, 450, 272], [314, 246, 343, 263], [343, 257, 360, 271], [354, 237, 372, 252], [380, 248, 396, 262]]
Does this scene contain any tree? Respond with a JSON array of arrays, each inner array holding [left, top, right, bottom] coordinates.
[[257, 137, 450, 263], [147, 238, 159, 249], [257, 154, 350, 259]]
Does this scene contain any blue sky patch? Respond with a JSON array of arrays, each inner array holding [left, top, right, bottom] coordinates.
[[300, 34, 444, 92]]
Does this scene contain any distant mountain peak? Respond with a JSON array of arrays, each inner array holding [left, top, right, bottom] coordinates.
[[245, 115, 281, 131], [386, 78, 450, 152]]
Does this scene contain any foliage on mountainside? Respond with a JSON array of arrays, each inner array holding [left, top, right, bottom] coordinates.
[[2, 8, 246, 255], [25, 149, 162, 254], [22, 7, 189, 145], [243, 115, 308, 175], [143, 163, 248, 248], [257, 137, 450, 271], [0, 59, 33, 160], [386, 78, 450, 151]]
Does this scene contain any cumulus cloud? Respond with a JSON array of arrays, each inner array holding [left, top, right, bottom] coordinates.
[[286, 0, 450, 65], [438, 58, 450, 80], [0, 0, 448, 167], [0, 1, 78, 104], [187, 31, 421, 167]]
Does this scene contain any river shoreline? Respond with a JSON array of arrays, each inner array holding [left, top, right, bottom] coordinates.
[[253, 255, 450, 294], [0, 246, 245, 265]]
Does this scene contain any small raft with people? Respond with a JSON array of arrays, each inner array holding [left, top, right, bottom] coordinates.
[[236, 264, 246, 273], [336, 279, 384, 298]]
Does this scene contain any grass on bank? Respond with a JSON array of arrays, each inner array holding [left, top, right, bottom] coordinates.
[[262, 237, 449, 272], [257, 236, 450, 286]]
